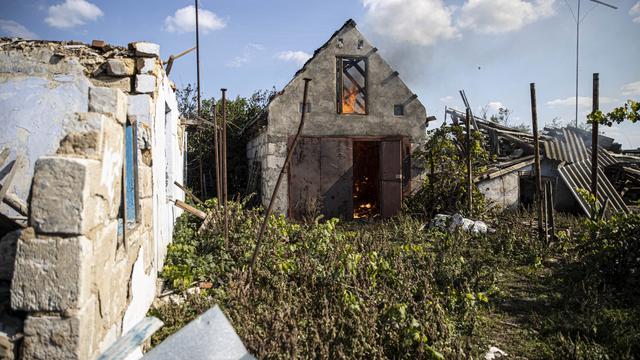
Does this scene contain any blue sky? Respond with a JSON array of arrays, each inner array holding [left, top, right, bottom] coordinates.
[[2, 0, 639, 147]]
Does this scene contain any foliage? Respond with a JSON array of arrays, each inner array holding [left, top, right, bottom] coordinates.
[[147, 199, 534, 359], [405, 124, 489, 219], [587, 99, 639, 127], [179, 84, 276, 198]]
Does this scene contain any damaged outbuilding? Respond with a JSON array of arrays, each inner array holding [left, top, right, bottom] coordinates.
[[243, 19, 430, 221]]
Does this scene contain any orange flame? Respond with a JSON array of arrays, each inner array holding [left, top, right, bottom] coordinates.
[[342, 84, 358, 114]]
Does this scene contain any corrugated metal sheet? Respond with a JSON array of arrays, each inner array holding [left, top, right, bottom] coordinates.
[[585, 148, 617, 168], [543, 128, 588, 163], [558, 161, 629, 217]]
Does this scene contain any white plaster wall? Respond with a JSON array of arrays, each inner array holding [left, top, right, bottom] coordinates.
[[152, 72, 183, 273], [0, 50, 91, 214]]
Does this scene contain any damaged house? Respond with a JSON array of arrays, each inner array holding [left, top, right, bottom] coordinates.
[[244, 19, 429, 220], [0, 39, 184, 359], [446, 107, 635, 216]]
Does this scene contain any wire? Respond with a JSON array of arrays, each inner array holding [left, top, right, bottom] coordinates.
[[564, 0, 577, 22], [580, 4, 598, 23]]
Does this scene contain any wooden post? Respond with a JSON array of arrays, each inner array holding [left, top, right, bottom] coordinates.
[[249, 78, 312, 276], [530, 83, 545, 241], [591, 73, 599, 218], [221, 89, 229, 248], [546, 180, 556, 241], [465, 107, 473, 214]]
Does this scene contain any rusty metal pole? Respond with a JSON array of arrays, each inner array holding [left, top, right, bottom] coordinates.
[[465, 108, 473, 214], [249, 78, 312, 276], [221, 89, 229, 247], [530, 83, 545, 241], [195, 0, 201, 116], [212, 100, 221, 208], [591, 73, 599, 218]]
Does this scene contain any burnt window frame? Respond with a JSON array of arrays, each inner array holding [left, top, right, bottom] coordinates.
[[336, 56, 368, 115]]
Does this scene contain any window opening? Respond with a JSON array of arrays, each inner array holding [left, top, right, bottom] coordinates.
[[337, 57, 367, 115]]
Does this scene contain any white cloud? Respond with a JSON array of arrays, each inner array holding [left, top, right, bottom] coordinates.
[[164, 5, 226, 34], [439, 95, 454, 102], [362, 0, 459, 46], [226, 43, 264, 68], [276, 50, 311, 65], [621, 81, 640, 97], [45, 0, 102, 29], [486, 101, 505, 112], [547, 96, 616, 107], [458, 0, 555, 34], [630, 1, 640, 23], [0, 20, 38, 39]]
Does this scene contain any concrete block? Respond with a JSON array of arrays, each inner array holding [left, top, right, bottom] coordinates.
[[58, 112, 111, 159], [135, 74, 156, 94], [90, 76, 132, 93], [0, 230, 20, 281], [130, 42, 160, 58], [89, 87, 128, 124], [105, 58, 135, 76], [30, 157, 94, 235], [136, 58, 156, 74], [11, 234, 92, 312], [138, 165, 152, 199], [0, 313, 22, 360], [128, 94, 152, 117], [21, 297, 96, 360], [139, 197, 153, 229]]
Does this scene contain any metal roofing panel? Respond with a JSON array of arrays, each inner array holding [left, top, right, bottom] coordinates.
[[558, 160, 629, 217], [543, 128, 588, 163]]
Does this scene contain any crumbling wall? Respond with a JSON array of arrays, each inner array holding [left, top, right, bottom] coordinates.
[[477, 168, 529, 210], [0, 39, 183, 359], [259, 23, 427, 213]]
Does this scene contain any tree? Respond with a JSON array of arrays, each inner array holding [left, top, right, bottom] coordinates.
[[179, 84, 276, 198]]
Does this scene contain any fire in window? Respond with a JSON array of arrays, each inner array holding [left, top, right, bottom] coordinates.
[[336, 57, 367, 114]]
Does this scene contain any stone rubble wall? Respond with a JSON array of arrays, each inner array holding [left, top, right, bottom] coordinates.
[[0, 39, 184, 359]]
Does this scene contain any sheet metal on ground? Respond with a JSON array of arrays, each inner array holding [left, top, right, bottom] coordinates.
[[558, 161, 629, 216]]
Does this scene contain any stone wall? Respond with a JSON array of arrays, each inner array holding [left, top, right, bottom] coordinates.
[[0, 39, 184, 359]]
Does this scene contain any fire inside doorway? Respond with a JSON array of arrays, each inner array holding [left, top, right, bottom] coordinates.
[[288, 136, 405, 221], [353, 141, 380, 218]]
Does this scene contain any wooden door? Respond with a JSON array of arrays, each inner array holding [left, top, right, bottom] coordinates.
[[380, 140, 402, 218]]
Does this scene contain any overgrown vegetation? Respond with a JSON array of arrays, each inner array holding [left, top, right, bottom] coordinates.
[[150, 198, 545, 358], [405, 124, 490, 219]]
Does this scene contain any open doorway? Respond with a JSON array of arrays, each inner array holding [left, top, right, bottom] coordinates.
[[353, 140, 380, 219]]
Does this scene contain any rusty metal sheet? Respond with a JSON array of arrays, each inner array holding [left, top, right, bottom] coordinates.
[[289, 137, 321, 220], [320, 138, 353, 220], [380, 140, 402, 218]]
